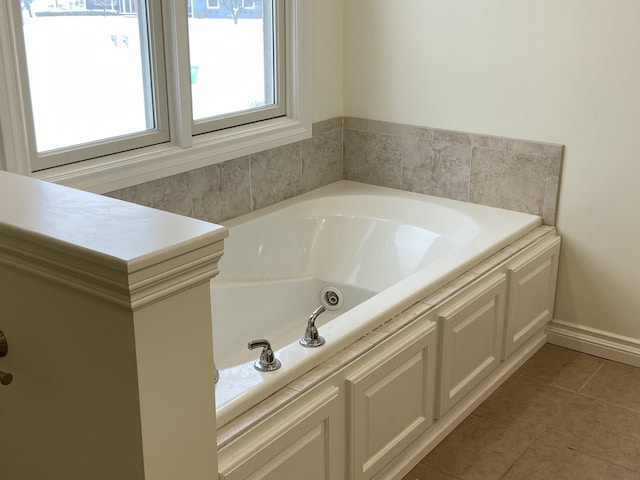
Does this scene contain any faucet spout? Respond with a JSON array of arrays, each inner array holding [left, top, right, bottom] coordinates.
[[300, 305, 326, 348]]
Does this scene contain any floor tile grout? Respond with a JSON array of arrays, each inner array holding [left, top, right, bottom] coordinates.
[[575, 361, 604, 394], [496, 436, 541, 480], [573, 391, 640, 415]]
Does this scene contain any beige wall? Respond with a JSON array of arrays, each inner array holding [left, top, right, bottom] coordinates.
[[312, 0, 344, 122], [343, 0, 640, 341]]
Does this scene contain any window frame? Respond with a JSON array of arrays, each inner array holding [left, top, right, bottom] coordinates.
[[0, 0, 311, 194], [14, 0, 171, 171], [190, 0, 286, 135]]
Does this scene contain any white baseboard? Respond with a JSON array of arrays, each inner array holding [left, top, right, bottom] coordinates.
[[546, 319, 640, 368]]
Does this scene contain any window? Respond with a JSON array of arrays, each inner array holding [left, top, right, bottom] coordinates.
[[18, 1, 168, 169], [189, 0, 285, 129], [0, 0, 310, 192], [207, 0, 220, 9]]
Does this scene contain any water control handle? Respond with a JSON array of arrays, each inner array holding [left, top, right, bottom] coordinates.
[[300, 305, 326, 348], [248, 339, 282, 372]]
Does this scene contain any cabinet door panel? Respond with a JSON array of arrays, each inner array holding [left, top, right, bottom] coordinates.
[[504, 237, 560, 358], [248, 422, 328, 480], [437, 274, 506, 418], [218, 387, 342, 480], [348, 320, 437, 480]]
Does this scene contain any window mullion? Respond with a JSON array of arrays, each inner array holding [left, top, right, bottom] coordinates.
[[161, 0, 194, 148]]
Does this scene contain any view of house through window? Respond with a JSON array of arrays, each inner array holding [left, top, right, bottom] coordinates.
[[19, 0, 281, 166], [188, 0, 278, 123]]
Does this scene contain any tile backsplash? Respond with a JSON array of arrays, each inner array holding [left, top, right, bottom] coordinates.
[[343, 118, 563, 225], [107, 117, 563, 225], [106, 119, 343, 224]]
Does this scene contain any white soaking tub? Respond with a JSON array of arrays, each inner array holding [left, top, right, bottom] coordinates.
[[211, 180, 541, 425]]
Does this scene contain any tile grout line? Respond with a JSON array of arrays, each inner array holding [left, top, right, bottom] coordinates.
[[575, 361, 605, 394], [495, 379, 585, 479], [496, 436, 544, 480]]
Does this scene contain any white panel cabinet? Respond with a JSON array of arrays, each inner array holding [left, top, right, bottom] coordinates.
[[217, 386, 344, 480], [504, 237, 561, 358], [346, 319, 437, 480], [436, 274, 507, 418]]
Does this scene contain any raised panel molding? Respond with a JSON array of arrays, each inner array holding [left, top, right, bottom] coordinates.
[[437, 274, 506, 418], [218, 386, 343, 480], [347, 319, 437, 480], [505, 237, 561, 358]]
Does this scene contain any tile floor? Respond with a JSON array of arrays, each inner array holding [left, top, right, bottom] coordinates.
[[403, 344, 640, 480]]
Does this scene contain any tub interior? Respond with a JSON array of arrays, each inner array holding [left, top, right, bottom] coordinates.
[[212, 193, 477, 370], [216, 197, 477, 291]]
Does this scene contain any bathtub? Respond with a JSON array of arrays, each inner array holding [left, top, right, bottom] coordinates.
[[210, 180, 541, 425]]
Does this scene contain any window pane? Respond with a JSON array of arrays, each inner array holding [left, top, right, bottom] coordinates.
[[188, 0, 276, 122], [21, 1, 156, 153]]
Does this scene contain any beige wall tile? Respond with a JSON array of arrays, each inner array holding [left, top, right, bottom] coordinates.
[[301, 128, 343, 192], [343, 129, 402, 188], [188, 156, 251, 224], [470, 148, 548, 217], [117, 172, 192, 217], [250, 143, 302, 210], [312, 116, 343, 136]]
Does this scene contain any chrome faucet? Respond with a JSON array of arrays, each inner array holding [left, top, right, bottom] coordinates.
[[248, 339, 282, 372], [300, 305, 326, 348]]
